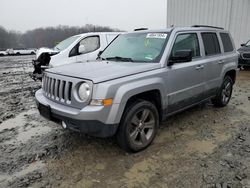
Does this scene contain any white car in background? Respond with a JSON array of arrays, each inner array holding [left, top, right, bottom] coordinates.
[[6, 48, 36, 55], [32, 32, 122, 79], [0, 50, 7, 56], [14, 48, 36, 55]]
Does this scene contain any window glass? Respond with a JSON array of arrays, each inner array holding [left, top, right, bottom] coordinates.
[[246, 40, 250, 47], [171, 33, 200, 58], [101, 32, 169, 63], [220, 33, 234, 52], [201, 33, 221, 55], [79, 36, 100, 54], [54, 35, 80, 51], [106, 34, 118, 44]]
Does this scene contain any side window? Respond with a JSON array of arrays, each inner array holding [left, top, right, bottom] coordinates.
[[220, 33, 234, 52], [79, 36, 100, 54], [201, 33, 221, 56], [171, 33, 200, 58]]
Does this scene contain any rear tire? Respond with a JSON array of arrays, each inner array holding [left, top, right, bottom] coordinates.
[[211, 76, 233, 107], [116, 100, 159, 152]]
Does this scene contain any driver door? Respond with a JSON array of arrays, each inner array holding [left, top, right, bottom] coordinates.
[[167, 32, 205, 113]]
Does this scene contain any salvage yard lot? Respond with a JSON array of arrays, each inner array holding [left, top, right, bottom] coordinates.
[[0, 56, 250, 188]]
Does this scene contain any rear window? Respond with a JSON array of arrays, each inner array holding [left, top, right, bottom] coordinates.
[[220, 33, 234, 52], [201, 33, 221, 56]]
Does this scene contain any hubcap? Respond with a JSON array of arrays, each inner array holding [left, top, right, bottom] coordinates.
[[129, 109, 155, 146], [222, 81, 232, 104]]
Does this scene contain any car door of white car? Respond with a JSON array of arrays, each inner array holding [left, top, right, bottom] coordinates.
[[76, 35, 101, 62]]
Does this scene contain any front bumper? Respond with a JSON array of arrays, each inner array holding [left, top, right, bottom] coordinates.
[[239, 58, 250, 66], [238, 52, 250, 66], [35, 89, 118, 137]]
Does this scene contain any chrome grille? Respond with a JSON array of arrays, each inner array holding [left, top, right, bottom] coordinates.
[[242, 53, 250, 60], [43, 74, 73, 104]]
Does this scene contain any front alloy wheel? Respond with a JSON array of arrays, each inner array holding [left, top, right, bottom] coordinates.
[[117, 100, 159, 152], [129, 109, 155, 147]]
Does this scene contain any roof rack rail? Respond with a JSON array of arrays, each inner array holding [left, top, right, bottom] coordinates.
[[134, 28, 148, 31], [192, 25, 224, 30]]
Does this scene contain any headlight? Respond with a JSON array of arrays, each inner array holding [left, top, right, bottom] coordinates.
[[78, 83, 91, 102]]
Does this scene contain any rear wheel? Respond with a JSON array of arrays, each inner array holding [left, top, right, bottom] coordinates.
[[211, 76, 233, 107], [116, 100, 159, 152]]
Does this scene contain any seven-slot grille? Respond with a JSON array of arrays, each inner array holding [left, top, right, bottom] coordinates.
[[242, 53, 250, 60], [43, 74, 73, 103]]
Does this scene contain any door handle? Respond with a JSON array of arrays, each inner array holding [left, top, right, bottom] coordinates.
[[218, 60, 224, 64], [195, 65, 204, 70]]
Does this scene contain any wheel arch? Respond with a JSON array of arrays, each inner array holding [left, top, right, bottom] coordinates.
[[109, 79, 166, 125], [224, 69, 236, 84]]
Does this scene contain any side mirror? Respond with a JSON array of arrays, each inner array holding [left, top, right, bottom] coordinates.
[[78, 44, 86, 54], [168, 50, 192, 65], [241, 43, 246, 47]]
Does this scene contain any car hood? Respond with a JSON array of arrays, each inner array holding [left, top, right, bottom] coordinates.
[[238, 46, 250, 52], [46, 61, 161, 83], [36, 47, 59, 59]]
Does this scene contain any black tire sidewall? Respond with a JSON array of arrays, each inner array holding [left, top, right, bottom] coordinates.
[[117, 100, 159, 152], [219, 76, 233, 106]]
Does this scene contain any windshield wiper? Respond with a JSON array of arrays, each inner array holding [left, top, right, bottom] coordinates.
[[97, 56, 106, 61], [105, 56, 134, 62], [54, 47, 61, 51]]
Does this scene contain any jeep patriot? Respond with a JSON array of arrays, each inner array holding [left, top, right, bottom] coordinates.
[[35, 26, 238, 152]]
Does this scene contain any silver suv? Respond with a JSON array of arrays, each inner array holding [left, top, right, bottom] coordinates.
[[35, 26, 238, 152]]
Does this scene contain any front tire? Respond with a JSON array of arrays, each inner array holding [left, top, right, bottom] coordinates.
[[116, 100, 159, 152], [211, 76, 233, 107]]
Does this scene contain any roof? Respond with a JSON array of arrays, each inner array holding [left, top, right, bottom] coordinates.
[[74, 32, 123, 37], [130, 26, 227, 34]]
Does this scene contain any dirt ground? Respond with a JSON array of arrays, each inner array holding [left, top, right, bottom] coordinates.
[[0, 56, 250, 188]]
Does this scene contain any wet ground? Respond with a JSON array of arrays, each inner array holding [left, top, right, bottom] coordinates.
[[0, 56, 250, 188]]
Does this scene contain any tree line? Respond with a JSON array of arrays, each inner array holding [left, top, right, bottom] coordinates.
[[0, 24, 119, 50]]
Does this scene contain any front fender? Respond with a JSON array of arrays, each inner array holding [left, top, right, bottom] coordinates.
[[107, 77, 166, 124]]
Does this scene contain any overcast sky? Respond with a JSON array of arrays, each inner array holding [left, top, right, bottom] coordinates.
[[0, 0, 167, 32]]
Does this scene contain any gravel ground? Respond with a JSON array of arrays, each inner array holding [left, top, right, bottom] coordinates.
[[0, 56, 250, 188]]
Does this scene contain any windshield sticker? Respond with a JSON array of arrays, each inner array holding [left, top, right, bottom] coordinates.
[[146, 33, 168, 39], [145, 55, 153, 60], [144, 39, 150, 47]]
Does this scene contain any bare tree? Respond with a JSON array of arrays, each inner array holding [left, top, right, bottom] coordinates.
[[0, 24, 120, 49]]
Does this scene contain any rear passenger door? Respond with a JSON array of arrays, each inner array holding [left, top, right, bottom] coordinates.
[[167, 32, 205, 113], [201, 32, 224, 97]]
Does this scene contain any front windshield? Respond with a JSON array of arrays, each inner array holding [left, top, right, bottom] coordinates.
[[101, 32, 169, 62], [54, 35, 80, 51], [246, 40, 250, 47]]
